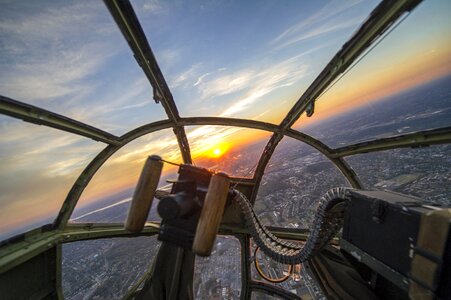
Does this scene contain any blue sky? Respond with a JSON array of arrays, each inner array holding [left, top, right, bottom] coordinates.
[[133, 0, 380, 121]]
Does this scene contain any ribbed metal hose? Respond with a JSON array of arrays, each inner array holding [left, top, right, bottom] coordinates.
[[155, 185, 350, 264], [232, 187, 350, 264]]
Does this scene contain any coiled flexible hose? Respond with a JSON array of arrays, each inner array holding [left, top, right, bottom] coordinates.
[[232, 187, 350, 264]]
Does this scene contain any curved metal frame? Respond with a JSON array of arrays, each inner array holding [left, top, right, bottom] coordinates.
[[0, 95, 120, 145], [251, 0, 422, 203], [104, 0, 192, 164], [52, 116, 362, 229], [3, 1, 450, 300], [0, 0, 431, 232]]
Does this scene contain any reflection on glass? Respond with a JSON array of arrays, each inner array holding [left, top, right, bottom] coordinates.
[[62, 237, 160, 299], [187, 126, 271, 178], [250, 239, 324, 300], [0, 116, 104, 241], [254, 244, 294, 284], [0, 1, 166, 135], [295, 0, 451, 148], [346, 145, 451, 206], [194, 236, 241, 299], [132, 1, 378, 124], [71, 129, 181, 223], [255, 137, 349, 228]]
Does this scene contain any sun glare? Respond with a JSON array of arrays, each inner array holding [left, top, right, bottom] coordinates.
[[207, 143, 229, 158]]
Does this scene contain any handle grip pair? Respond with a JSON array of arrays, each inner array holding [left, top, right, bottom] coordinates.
[[125, 155, 229, 256]]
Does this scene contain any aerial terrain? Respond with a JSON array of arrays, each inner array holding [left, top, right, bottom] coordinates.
[[63, 76, 451, 299]]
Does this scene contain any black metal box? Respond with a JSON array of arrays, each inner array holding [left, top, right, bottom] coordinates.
[[341, 190, 451, 299], [342, 190, 429, 277]]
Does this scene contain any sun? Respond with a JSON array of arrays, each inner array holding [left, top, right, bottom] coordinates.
[[213, 148, 222, 157], [207, 143, 229, 158], [210, 147, 224, 158]]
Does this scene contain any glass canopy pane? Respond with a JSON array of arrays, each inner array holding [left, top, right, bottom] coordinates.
[[251, 291, 283, 300], [254, 137, 349, 229], [0, 1, 166, 135], [0, 116, 104, 241], [187, 126, 271, 177], [62, 236, 161, 299], [132, 0, 379, 123], [194, 236, 241, 299], [294, 0, 451, 148], [346, 145, 451, 206], [71, 129, 181, 223]]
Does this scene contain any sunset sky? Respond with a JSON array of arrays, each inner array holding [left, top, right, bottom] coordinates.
[[1, 0, 451, 239]]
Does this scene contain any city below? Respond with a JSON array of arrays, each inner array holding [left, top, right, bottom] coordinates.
[[64, 77, 450, 299]]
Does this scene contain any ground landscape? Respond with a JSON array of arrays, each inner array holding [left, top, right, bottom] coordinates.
[[64, 77, 451, 299]]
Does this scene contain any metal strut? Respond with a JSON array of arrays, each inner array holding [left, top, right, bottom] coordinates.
[[104, 0, 192, 164]]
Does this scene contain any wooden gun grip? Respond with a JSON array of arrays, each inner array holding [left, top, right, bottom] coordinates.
[[125, 155, 163, 232], [192, 173, 230, 256]]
